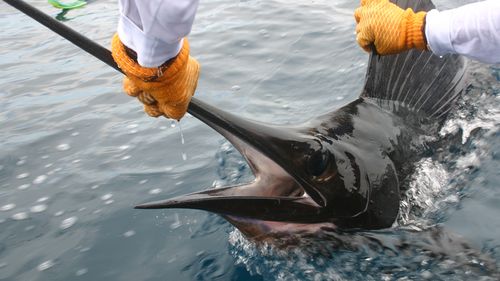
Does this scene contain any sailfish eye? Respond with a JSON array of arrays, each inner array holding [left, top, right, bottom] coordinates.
[[307, 149, 330, 177]]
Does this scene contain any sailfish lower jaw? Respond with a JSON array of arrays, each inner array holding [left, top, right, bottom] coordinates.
[[135, 182, 334, 224]]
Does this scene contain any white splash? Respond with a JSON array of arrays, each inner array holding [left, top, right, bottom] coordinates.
[[398, 158, 450, 229]]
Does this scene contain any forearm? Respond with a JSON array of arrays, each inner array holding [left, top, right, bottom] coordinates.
[[117, 0, 200, 67], [425, 0, 500, 64]]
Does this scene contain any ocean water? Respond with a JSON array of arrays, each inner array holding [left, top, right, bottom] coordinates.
[[0, 0, 498, 280]]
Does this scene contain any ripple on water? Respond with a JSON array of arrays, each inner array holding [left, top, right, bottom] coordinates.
[[56, 144, 70, 151], [123, 230, 135, 238], [76, 268, 88, 276], [16, 173, 29, 179], [37, 197, 49, 203], [30, 204, 47, 213], [12, 212, 28, 220], [37, 260, 54, 271], [33, 175, 47, 184], [101, 193, 112, 201], [54, 211, 64, 217], [0, 204, 16, 211], [18, 184, 30, 190], [60, 217, 77, 230], [148, 188, 161, 195]]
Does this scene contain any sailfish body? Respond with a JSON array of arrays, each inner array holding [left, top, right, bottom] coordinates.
[[136, 0, 467, 237]]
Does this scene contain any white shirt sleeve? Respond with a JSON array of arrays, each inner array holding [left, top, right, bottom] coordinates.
[[425, 0, 500, 64], [117, 0, 200, 67]]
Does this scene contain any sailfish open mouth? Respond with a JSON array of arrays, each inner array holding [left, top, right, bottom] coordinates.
[[134, 99, 351, 223]]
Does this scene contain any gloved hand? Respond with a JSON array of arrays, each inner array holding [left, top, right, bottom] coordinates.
[[111, 34, 200, 120], [354, 0, 427, 55]]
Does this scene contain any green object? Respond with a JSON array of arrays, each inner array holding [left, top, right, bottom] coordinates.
[[48, 0, 86, 10]]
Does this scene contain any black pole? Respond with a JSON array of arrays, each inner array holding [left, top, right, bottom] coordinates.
[[3, 0, 207, 118]]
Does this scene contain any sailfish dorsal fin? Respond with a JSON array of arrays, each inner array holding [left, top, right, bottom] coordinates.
[[360, 0, 468, 121]]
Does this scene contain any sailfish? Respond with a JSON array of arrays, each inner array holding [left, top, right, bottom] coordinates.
[[135, 0, 467, 237], [4, 0, 467, 238]]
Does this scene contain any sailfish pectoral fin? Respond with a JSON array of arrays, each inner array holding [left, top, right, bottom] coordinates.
[[135, 185, 330, 223]]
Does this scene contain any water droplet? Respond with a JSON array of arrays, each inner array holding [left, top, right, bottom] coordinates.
[[60, 217, 77, 230], [127, 124, 138, 129], [71, 132, 80, 137], [44, 163, 53, 168], [121, 155, 131, 160], [1, 203, 15, 211], [104, 200, 114, 205], [16, 159, 26, 166], [90, 185, 99, 190], [76, 268, 88, 276], [123, 230, 135, 237], [231, 85, 240, 91], [54, 211, 64, 217], [170, 121, 176, 128], [57, 144, 70, 151], [41, 155, 49, 159], [37, 260, 54, 271], [119, 145, 129, 150], [16, 173, 29, 179], [101, 194, 113, 201], [30, 204, 47, 213], [72, 159, 81, 164], [33, 175, 47, 185], [12, 212, 28, 220], [149, 188, 161, 195], [128, 129, 138, 134], [170, 213, 181, 229], [18, 184, 30, 190], [182, 153, 187, 161], [139, 179, 148, 185]]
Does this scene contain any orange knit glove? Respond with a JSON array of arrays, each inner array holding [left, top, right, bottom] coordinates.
[[354, 0, 427, 55], [111, 34, 200, 120]]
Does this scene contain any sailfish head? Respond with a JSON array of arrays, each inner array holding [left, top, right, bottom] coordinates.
[[135, 99, 400, 233]]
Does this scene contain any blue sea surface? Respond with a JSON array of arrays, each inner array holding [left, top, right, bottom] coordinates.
[[0, 0, 498, 280]]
